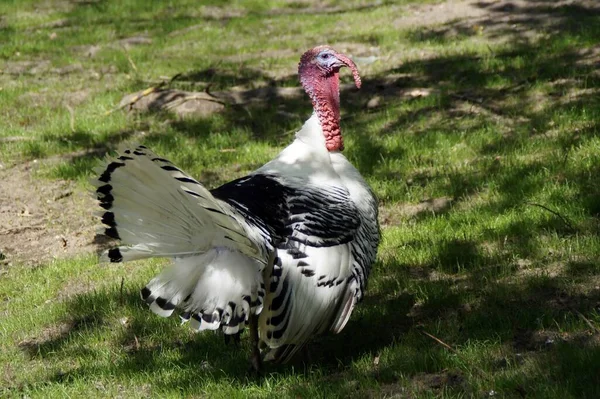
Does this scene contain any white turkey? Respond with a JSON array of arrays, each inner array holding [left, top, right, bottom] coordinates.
[[93, 45, 380, 368]]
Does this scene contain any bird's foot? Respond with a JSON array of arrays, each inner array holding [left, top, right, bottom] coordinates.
[[223, 331, 241, 347], [248, 347, 263, 375], [301, 344, 312, 365]]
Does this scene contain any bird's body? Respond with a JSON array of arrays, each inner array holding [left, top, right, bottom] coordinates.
[[94, 46, 379, 366]]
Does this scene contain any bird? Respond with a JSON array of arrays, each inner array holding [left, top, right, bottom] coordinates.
[[93, 45, 380, 369]]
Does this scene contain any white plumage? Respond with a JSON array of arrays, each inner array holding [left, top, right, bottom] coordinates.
[[93, 45, 380, 367]]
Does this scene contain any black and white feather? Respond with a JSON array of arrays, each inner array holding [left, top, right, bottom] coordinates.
[[93, 113, 379, 360], [93, 145, 270, 334]]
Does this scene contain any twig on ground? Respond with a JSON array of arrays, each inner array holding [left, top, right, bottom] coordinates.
[[205, 82, 215, 98], [420, 329, 459, 354], [53, 191, 73, 201], [574, 310, 600, 334], [163, 94, 228, 110], [419, 329, 487, 378], [525, 202, 576, 232], [104, 85, 163, 115], [167, 73, 183, 84], [120, 44, 138, 73], [104, 74, 183, 116]]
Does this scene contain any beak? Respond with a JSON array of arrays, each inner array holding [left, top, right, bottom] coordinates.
[[333, 53, 362, 89]]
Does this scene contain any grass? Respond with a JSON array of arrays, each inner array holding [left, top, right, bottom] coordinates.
[[2, 0, 600, 397]]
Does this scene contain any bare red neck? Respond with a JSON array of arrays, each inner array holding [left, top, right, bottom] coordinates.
[[300, 67, 343, 152]]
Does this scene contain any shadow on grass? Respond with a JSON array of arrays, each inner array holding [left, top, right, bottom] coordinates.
[[21, 1, 600, 396], [406, 0, 600, 47], [13, 252, 600, 396]]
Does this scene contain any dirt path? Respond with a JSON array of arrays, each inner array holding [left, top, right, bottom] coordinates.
[[0, 160, 101, 267]]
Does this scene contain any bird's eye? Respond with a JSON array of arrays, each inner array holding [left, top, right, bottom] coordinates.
[[320, 53, 330, 60]]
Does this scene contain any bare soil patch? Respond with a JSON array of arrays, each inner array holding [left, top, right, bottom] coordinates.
[[380, 197, 453, 226], [0, 159, 101, 268], [17, 88, 90, 110], [513, 328, 600, 353], [410, 370, 465, 393], [396, 0, 600, 42]]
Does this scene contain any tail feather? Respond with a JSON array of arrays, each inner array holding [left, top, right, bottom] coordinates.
[[142, 249, 264, 334], [92, 144, 266, 263], [92, 144, 271, 334]]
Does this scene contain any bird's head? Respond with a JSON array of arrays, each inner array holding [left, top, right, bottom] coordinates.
[[297, 45, 361, 152], [298, 45, 361, 92]]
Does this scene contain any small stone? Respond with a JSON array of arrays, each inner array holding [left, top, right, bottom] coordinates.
[[366, 96, 382, 109], [86, 45, 102, 58]]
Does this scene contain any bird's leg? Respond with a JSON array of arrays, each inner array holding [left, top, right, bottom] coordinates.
[[249, 313, 263, 373], [224, 331, 241, 347], [301, 344, 312, 365]]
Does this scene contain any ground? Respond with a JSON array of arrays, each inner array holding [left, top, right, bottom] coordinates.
[[0, 157, 100, 267], [3, 0, 597, 268], [1, 0, 600, 398]]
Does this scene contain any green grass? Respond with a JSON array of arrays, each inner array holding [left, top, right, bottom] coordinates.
[[2, 0, 600, 397]]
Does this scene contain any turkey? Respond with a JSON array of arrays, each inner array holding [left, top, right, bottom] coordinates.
[[93, 45, 380, 368]]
